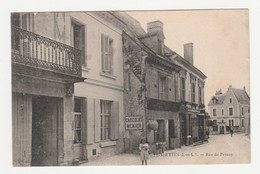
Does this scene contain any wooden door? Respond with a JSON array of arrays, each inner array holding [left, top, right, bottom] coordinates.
[[31, 96, 58, 166]]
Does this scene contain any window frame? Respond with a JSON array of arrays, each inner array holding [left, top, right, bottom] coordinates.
[[101, 33, 113, 74], [213, 108, 217, 116], [180, 77, 185, 101], [229, 107, 233, 116], [100, 100, 112, 141], [191, 82, 196, 103], [73, 97, 83, 144]]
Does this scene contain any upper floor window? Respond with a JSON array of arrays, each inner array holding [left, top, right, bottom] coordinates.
[[159, 75, 166, 100], [222, 109, 224, 116], [213, 109, 217, 116], [71, 21, 86, 66], [101, 34, 113, 74], [229, 107, 233, 116], [242, 107, 244, 115], [198, 86, 202, 104], [229, 98, 232, 103], [180, 77, 185, 101], [191, 83, 196, 103]]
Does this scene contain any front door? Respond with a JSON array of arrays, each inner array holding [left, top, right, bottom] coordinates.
[[168, 120, 175, 149], [31, 96, 59, 166]]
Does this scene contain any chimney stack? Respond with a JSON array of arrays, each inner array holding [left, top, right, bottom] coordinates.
[[229, 85, 232, 89], [147, 20, 164, 35], [243, 86, 246, 91], [184, 43, 193, 65]]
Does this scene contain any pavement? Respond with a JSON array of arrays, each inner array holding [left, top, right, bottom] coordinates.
[[80, 133, 250, 166]]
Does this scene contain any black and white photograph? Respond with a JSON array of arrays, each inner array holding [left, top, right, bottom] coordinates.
[[1, 0, 260, 174]]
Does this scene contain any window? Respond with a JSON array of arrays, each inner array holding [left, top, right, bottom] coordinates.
[[222, 109, 224, 116], [159, 76, 166, 99], [213, 109, 217, 116], [242, 119, 244, 127], [229, 98, 232, 103], [229, 108, 233, 116], [232, 120, 234, 126], [191, 83, 196, 103], [101, 34, 113, 74], [229, 120, 231, 127], [242, 107, 244, 115], [180, 77, 185, 101], [199, 86, 202, 104], [100, 100, 111, 141], [74, 98, 82, 144], [72, 21, 86, 66]]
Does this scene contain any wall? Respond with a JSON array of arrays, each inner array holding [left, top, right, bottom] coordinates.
[[72, 12, 125, 160]]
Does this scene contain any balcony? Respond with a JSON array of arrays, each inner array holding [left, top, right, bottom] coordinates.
[[11, 26, 82, 77], [147, 98, 181, 112]]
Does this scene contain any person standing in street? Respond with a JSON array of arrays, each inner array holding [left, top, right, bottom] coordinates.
[[139, 138, 149, 165], [230, 128, 234, 137]]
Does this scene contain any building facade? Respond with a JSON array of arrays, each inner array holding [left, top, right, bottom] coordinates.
[[208, 86, 250, 134], [11, 12, 85, 166], [123, 20, 207, 153], [11, 11, 132, 166]]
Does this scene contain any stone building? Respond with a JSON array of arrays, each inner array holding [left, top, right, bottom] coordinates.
[[208, 86, 250, 134], [11, 12, 85, 166], [123, 20, 207, 152]]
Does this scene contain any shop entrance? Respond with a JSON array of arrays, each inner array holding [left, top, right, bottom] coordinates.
[[31, 96, 61, 166]]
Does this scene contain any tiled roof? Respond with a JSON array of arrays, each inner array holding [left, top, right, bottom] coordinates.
[[208, 88, 250, 106], [208, 93, 226, 105], [232, 88, 250, 104]]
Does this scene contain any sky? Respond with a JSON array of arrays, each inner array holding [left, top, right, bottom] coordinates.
[[127, 10, 249, 106]]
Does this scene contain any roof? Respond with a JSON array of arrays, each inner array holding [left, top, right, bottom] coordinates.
[[232, 88, 250, 104], [208, 88, 250, 106], [208, 93, 226, 105]]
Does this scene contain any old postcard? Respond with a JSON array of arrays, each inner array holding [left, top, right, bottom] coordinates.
[[10, 9, 250, 167]]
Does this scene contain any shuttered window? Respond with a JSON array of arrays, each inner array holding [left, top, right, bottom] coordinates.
[[99, 100, 119, 141], [100, 100, 111, 141], [101, 34, 113, 74]]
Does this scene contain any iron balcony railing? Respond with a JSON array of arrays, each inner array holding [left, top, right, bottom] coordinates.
[[11, 26, 82, 77]]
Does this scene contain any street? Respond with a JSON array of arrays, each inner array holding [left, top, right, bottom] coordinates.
[[81, 133, 250, 166]]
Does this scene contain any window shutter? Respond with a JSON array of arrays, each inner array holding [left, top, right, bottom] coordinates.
[[94, 99, 101, 142], [81, 26, 86, 65], [110, 101, 119, 140], [101, 34, 105, 72], [87, 98, 94, 144], [82, 98, 88, 145], [109, 39, 113, 74]]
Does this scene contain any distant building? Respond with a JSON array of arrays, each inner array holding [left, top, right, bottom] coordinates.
[[208, 86, 250, 134]]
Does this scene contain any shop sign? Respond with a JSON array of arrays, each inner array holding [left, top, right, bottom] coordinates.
[[125, 116, 143, 130]]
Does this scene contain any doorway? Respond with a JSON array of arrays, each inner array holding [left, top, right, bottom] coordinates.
[[168, 120, 175, 149], [31, 96, 61, 166], [180, 114, 187, 146]]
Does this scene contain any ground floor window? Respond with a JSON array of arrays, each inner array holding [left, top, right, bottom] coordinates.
[[100, 100, 111, 141], [74, 98, 82, 144]]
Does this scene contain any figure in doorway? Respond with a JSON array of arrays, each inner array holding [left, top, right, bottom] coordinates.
[[139, 138, 149, 165]]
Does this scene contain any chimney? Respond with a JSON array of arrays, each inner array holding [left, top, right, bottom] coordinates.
[[229, 85, 232, 89], [146, 20, 165, 55], [184, 43, 193, 65], [243, 86, 246, 91]]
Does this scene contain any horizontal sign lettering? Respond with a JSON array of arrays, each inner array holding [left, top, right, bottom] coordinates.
[[125, 116, 143, 130]]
